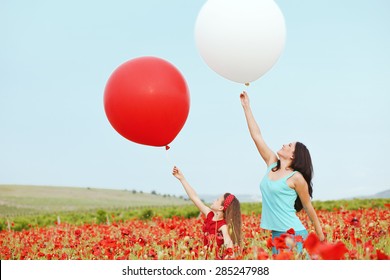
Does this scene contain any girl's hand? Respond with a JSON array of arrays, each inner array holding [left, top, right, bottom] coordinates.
[[240, 91, 250, 107], [172, 166, 185, 180]]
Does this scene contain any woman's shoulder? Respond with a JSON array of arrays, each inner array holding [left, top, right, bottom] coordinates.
[[292, 170, 304, 180], [290, 171, 307, 188]]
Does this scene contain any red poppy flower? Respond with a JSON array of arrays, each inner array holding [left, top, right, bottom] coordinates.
[[266, 237, 274, 249], [318, 242, 348, 260], [92, 245, 101, 256], [364, 240, 374, 252], [350, 230, 357, 247], [294, 235, 303, 243], [274, 236, 289, 250], [148, 248, 157, 259], [224, 248, 234, 258], [349, 217, 360, 227], [121, 228, 130, 236], [348, 249, 358, 260], [256, 247, 269, 260], [138, 237, 146, 246], [287, 228, 295, 235], [273, 251, 294, 260], [303, 232, 320, 255], [376, 250, 389, 260]]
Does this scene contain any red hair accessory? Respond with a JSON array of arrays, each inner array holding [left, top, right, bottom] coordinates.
[[223, 194, 235, 210]]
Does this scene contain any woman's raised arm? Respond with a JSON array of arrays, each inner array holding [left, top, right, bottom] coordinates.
[[240, 91, 278, 166]]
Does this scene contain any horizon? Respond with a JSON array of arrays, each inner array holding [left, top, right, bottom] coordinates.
[[1, 183, 389, 203]]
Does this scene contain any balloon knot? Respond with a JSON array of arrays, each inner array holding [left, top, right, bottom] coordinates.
[[245, 83, 250, 86], [165, 145, 170, 151]]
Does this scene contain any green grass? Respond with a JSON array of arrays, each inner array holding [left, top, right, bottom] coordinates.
[[0, 184, 191, 216]]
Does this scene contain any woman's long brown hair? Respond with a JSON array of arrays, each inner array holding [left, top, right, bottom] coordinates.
[[272, 142, 313, 212], [223, 193, 242, 245]]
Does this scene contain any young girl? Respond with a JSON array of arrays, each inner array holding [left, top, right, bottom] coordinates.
[[172, 166, 242, 258], [240, 91, 325, 255]]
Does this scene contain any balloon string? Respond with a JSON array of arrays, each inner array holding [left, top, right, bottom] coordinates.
[[242, 83, 250, 95], [165, 146, 174, 168]]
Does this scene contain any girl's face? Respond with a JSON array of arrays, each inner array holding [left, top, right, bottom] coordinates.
[[277, 142, 296, 160], [210, 195, 224, 211]]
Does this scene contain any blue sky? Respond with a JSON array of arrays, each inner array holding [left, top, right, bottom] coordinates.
[[1, 0, 389, 201]]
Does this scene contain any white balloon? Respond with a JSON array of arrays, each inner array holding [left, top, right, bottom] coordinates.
[[195, 0, 286, 84]]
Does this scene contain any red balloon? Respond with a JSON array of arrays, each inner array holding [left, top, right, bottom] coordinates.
[[104, 57, 190, 147]]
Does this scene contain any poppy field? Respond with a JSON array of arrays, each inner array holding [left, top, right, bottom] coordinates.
[[1, 200, 389, 260]]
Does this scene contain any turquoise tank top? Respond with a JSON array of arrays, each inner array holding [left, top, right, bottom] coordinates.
[[259, 162, 306, 231]]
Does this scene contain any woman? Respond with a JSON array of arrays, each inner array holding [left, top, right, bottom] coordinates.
[[240, 91, 325, 254]]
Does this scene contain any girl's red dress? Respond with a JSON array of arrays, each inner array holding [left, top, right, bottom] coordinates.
[[202, 211, 226, 252]]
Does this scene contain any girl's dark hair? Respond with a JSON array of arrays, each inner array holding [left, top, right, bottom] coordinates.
[[272, 142, 313, 212], [223, 193, 242, 245]]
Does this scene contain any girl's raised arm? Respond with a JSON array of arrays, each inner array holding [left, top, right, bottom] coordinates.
[[172, 166, 210, 216]]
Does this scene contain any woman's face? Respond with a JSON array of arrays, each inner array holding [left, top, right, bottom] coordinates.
[[277, 142, 296, 160]]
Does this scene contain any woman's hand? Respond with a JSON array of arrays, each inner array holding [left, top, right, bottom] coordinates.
[[318, 232, 326, 242], [172, 166, 185, 180], [240, 91, 250, 108]]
